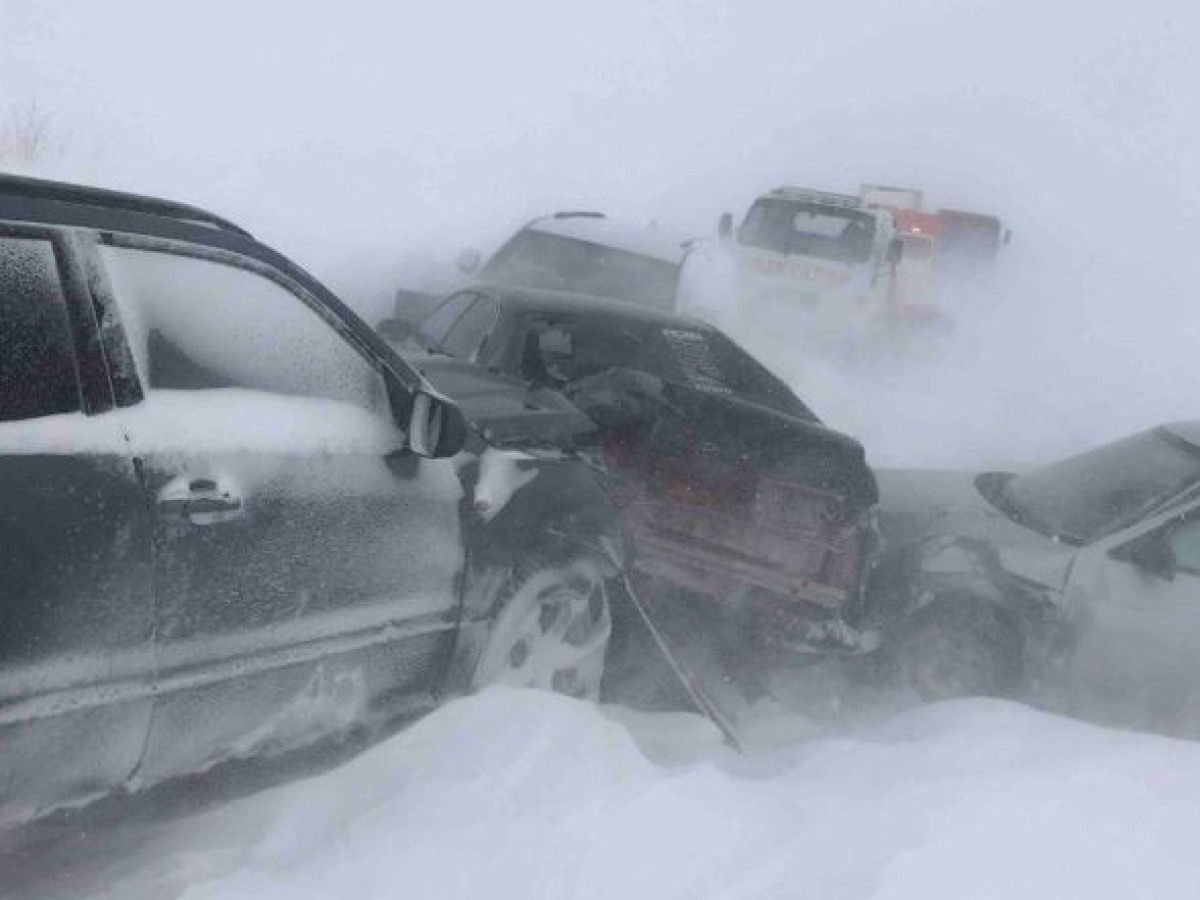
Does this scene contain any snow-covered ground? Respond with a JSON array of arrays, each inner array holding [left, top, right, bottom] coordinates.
[[80, 688, 1200, 900]]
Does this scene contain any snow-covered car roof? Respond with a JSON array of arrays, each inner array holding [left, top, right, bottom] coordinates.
[[526, 214, 689, 265]]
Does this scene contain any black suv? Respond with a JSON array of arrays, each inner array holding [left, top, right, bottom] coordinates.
[[0, 176, 623, 830]]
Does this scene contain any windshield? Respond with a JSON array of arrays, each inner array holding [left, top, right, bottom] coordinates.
[[517, 314, 816, 420], [1002, 428, 1200, 543], [482, 229, 681, 309], [737, 198, 877, 264]]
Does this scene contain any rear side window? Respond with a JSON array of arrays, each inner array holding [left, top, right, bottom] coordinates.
[[0, 237, 80, 422]]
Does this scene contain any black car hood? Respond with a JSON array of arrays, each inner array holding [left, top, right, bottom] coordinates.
[[403, 352, 596, 449], [876, 468, 1076, 592]]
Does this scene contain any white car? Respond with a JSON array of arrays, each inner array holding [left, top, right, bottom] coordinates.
[[459, 211, 691, 311], [876, 423, 1200, 734]]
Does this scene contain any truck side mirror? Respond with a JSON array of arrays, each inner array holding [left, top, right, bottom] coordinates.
[[717, 212, 734, 239], [887, 237, 905, 265]]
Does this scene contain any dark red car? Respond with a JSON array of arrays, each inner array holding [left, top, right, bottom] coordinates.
[[383, 286, 881, 689]]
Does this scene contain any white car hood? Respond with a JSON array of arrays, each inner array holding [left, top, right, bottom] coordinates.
[[877, 468, 1076, 592]]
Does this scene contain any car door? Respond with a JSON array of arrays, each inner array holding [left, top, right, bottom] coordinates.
[[1064, 501, 1200, 731], [90, 235, 464, 784], [0, 228, 154, 826]]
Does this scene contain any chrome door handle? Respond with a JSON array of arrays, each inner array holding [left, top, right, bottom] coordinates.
[[157, 478, 245, 526]]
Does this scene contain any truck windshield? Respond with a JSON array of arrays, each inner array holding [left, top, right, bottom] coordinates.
[[483, 230, 680, 310], [1000, 429, 1200, 544], [737, 198, 876, 264]]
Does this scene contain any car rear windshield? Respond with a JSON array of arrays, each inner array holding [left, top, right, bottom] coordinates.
[[1002, 428, 1200, 543], [737, 198, 876, 264], [521, 314, 816, 420], [483, 230, 680, 310]]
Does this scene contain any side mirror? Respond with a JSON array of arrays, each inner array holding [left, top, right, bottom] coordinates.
[[376, 317, 416, 345], [456, 247, 483, 276], [887, 237, 905, 265], [408, 390, 468, 458], [717, 212, 734, 239], [1117, 532, 1177, 582]]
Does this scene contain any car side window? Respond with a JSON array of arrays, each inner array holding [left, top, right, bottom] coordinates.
[[441, 297, 498, 361], [99, 243, 386, 415], [419, 294, 474, 348], [0, 237, 81, 422], [1167, 518, 1200, 573]]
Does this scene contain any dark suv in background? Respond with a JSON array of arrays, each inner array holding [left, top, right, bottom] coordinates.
[[0, 176, 623, 831]]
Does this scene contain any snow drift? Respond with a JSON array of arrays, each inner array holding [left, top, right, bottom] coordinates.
[[151, 688, 1200, 900]]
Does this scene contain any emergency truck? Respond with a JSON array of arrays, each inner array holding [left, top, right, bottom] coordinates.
[[721, 184, 1007, 358]]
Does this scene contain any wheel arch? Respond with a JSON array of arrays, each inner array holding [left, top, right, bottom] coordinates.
[[441, 452, 627, 696], [898, 589, 1026, 694]]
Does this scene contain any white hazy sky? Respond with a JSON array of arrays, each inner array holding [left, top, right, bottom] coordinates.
[[3, 0, 1199, 463]]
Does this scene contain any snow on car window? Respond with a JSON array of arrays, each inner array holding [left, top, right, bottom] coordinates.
[[660, 327, 732, 396], [100, 244, 386, 415], [0, 238, 81, 422], [0, 389, 400, 456]]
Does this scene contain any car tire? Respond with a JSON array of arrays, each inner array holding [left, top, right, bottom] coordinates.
[[894, 599, 1021, 701], [472, 555, 613, 700]]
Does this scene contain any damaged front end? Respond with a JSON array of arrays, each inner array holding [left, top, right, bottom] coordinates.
[[872, 526, 1075, 692]]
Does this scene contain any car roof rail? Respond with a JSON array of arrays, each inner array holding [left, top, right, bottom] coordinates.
[[0, 172, 252, 237]]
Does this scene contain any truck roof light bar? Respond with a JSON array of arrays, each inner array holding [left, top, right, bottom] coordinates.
[[768, 187, 862, 210]]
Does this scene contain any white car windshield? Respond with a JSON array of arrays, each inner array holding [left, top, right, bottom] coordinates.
[[483, 230, 681, 309], [1002, 428, 1200, 543]]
